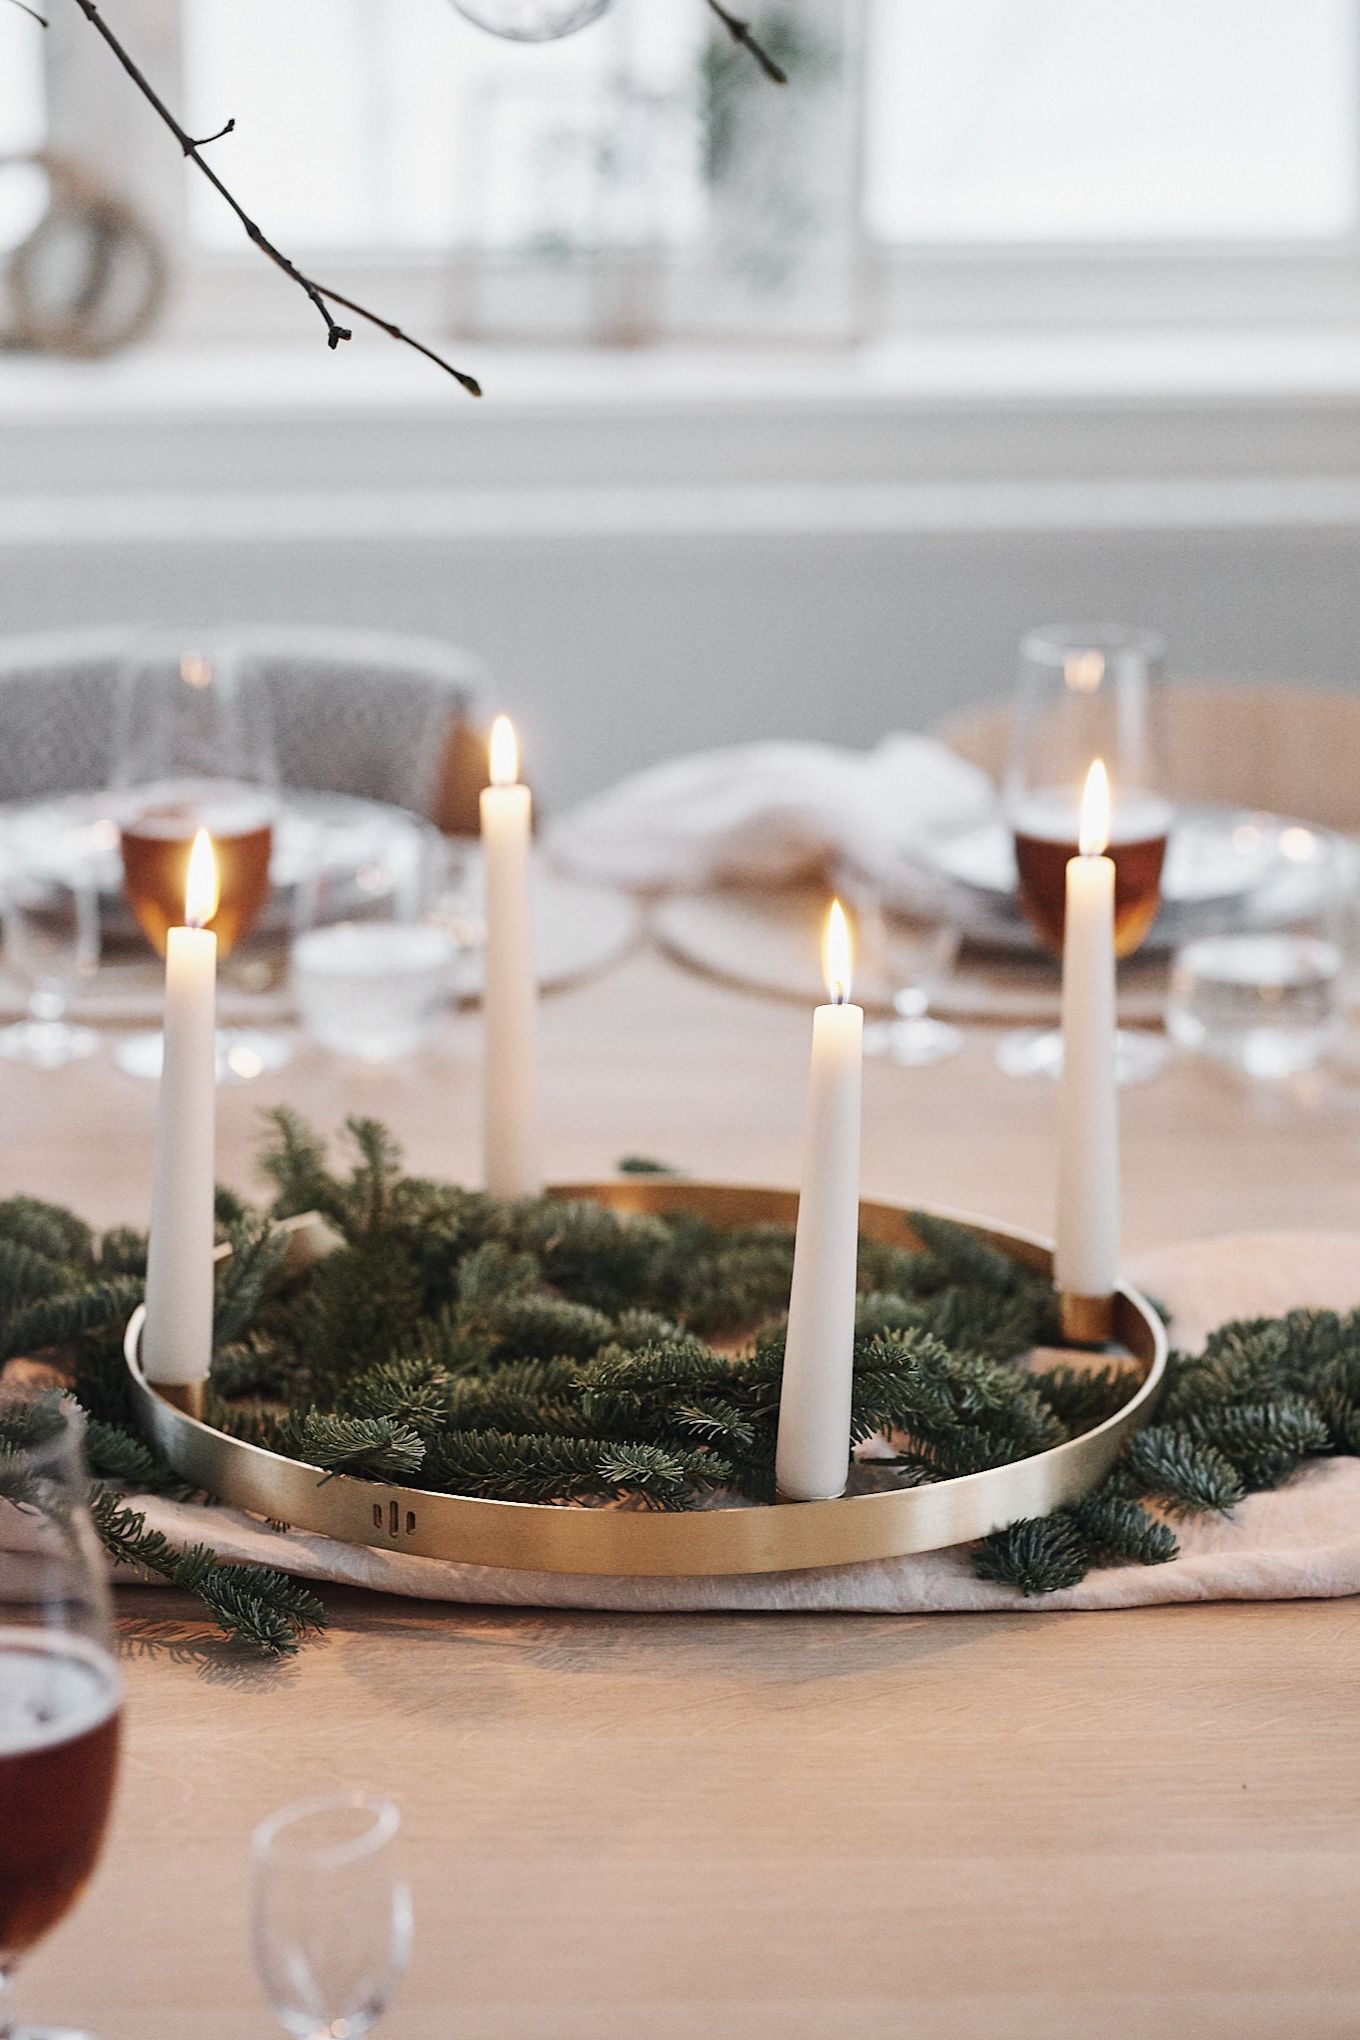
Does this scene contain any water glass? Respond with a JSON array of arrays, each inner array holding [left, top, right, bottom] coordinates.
[[291, 824, 472, 1063], [835, 858, 962, 1065], [292, 921, 459, 1063], [0, 825, 102, 1069], [252, 1793, 412, 2040], [1166, 826, 1356, 1078]]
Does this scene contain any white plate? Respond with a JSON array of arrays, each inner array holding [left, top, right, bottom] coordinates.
[[928, 806, 1281, 907], [916, 804, 1353, 954], [0, 789, 640, 1023]]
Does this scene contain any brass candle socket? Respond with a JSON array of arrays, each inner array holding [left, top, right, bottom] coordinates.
[[1058, 1290, 1117, 1348]]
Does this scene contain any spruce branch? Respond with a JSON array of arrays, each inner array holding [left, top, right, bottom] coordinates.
[[906, 1211, 1025, 1296], [259, 1106, 336, 1221], [1071, 1489, 1177, 1568], [83, 1416, 173, 1493], [88, 1490, 323, 1655], [97, 1226, 148, 1278], [1029, 1362, 1143, 1437], [1122, 1426, 1246, 1517], [213, 1215, 289, 1351], [0, 1195, 94, 1267], [1183, 1397, 1329, 1490], [974, 1514, 1089, 1597], [279, 1411, 427, 1483], [0, 1391, 66, 1447], [0, 1276, 143, 1366]]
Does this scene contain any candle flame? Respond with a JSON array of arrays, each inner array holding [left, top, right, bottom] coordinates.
[[184, 828, 219, 929], [823, 898, 852, 1005], [1079, 759, 1111, 858], [489, 715, 519, 788]]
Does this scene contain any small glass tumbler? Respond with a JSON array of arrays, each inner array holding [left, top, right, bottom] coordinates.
[[252, 1793, 412, 2040], [835, 857, 962, 1066], [291, 826, 475, 1063], [1166, 826, 1356, 1079], [0, 824, 102, 1069], [292, 921, 459, 1063]]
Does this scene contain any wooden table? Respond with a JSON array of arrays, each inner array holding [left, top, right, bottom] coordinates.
[[9, 949, 1360, 2038]]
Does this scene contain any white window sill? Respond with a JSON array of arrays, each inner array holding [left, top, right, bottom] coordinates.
[[5, 330, 1360, 533], [7, 327, 1360, 422]]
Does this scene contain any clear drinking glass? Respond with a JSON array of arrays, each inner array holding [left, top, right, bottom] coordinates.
[[998, 623, 1173, 1085], [834, 858, 962, 1065], [0, 824, 102, 1070], [109, 639, 291, 1085], [291, 826, 472, 1064], [252, 1794, 412, 2040], [0, 1388, 123, 2040], [1167, 825, 1356, 1078]]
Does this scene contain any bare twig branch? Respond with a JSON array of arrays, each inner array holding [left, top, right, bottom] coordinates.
[[704, 0, 787, 85], [3, 0, 49, 25], [63, 0, 481, 394], [183, 117, 236, 155]]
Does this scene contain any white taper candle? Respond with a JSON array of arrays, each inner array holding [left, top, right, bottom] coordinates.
[[775, 900, 864, 1502], [1055, 760, 1120, 1312], [142, 828, 218, 1387], [480, 716, 543, 1200]]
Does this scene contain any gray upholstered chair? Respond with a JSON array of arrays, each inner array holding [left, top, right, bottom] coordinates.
[[0, 626, 489, 827]]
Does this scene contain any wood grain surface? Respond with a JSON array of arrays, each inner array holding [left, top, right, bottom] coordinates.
[[6, 948, 1360, 2038]]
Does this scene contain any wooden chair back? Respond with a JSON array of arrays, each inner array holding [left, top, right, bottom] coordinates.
[[936, 685, 1360, 831]]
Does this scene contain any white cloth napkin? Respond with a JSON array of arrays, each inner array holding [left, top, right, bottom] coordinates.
[[86, 1230, 1360, 1618], [547, 737, 996, 893]]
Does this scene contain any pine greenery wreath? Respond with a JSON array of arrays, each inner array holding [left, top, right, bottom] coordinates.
[[1, 1111, 1357, 1655]]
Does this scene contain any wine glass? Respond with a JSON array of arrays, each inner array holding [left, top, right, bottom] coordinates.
[[997, 624, 1173, 1085], [0, 1386, 123, 2040], [0, 820, 102, 1069], [252, 1793, 412, 2040], [834, 856, 962, 1065], [108, 639, 292, 1085]]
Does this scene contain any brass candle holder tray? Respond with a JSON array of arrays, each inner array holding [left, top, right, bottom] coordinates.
[[125, 1182, 1167, 1579]]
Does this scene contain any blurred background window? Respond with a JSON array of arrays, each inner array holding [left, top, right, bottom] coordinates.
[[12, 0, 1360, 346], [181, 1, 707, 256], [867, 0, 1358, 246]]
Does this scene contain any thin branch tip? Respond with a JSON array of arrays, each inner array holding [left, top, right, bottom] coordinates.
[[183, 116, 236, 154], [704, 0, 787, 84], [65, 0, 481, 395]]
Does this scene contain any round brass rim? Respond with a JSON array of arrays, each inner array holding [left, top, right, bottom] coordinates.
[[125, 1183, 1167, 1578]]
